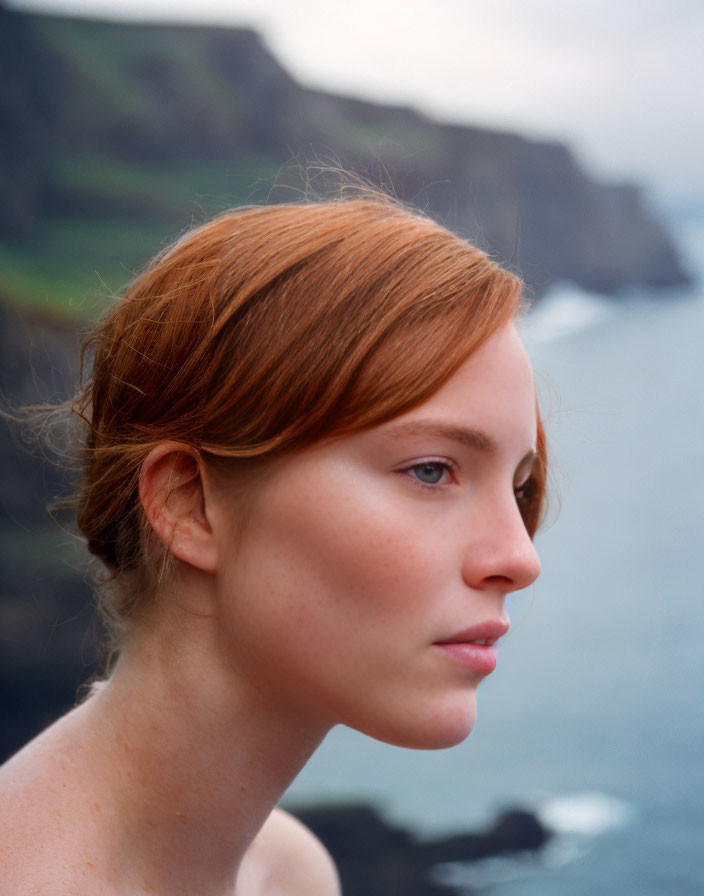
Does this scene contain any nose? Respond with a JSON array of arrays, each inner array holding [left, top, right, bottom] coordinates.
[[461, 497, 541, 594]]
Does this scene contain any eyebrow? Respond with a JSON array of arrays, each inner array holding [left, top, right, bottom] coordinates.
[[384, 420, 499, 454], [384, 419, 538, 469]]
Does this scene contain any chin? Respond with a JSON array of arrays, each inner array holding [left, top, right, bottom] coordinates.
[[409, 718, 477, 751], [361, 695, 478, 751]]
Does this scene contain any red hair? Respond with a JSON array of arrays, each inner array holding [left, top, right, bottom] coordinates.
[[73, 197, 546, 636]]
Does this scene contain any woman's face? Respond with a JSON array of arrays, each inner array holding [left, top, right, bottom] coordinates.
[[211, 323, 541, 749]]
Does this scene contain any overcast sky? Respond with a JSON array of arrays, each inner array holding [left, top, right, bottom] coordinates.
[[13, 0, 704, 213]]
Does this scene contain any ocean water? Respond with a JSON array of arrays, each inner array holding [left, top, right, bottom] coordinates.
[[282, 221, 704, 895]]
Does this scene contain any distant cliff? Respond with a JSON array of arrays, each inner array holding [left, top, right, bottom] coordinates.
[[0, 7, 690, 310]]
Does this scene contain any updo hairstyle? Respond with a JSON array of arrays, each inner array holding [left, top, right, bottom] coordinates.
[[72, 197, 547, 643]]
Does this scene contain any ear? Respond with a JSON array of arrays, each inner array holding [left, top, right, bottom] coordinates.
[[139, 442, 218, 573]]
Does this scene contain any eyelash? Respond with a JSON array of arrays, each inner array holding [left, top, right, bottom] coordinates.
[[399, 460, 455, 488]]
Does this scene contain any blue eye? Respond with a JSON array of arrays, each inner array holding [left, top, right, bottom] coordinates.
[[409, 463, 449, 485]]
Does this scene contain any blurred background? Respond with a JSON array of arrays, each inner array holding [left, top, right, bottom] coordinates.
[[1, 1, 702, 893]]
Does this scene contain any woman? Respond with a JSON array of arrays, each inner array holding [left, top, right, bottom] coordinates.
[[0, 197, 546, 895]]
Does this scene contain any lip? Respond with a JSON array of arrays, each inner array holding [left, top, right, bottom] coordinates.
[[433, 619, 510, 675]]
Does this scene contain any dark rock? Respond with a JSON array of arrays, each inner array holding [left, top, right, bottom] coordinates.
[[487, 808, 550, 853], [293, 805, 445, 896], [292, 802, 551, 896], [419, 809, 550, 865]]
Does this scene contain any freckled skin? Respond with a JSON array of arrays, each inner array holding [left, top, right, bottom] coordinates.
[[0, 324, 540, 895], [210, 324, 541, 750]]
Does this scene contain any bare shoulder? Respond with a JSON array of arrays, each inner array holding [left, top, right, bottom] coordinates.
[[240, 808, 341, 896], [0, 711, 99, 896], [0, 748, 67, 895]]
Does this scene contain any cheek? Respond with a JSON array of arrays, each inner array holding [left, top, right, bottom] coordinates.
[[220, 473, 456, 677], [216, 471, 482, 747], [261, 479, 449, 621]]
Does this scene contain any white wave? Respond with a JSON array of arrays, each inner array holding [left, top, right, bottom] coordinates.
[[520, 281, 613, 344], [537, 791, 634, 837], [430, 792, 634, 893], [430, 852, 543, 892]]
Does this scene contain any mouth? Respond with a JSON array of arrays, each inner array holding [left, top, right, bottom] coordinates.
[[435, 618, 510, 648], [433, 619, 510, 675]]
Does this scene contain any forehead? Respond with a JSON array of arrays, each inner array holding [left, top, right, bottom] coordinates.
[[385, 324, 537, 453]]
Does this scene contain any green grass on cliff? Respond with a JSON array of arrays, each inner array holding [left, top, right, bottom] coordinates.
[[35, 15, 252, 129], [2, 13, 287, 321], [4, 12, 469, 321], [0, 216, 167, 318], [1, 155, 280, 320], [50, 153, 277, 220]]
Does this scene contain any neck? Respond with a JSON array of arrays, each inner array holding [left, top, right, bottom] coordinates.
[[77, 609, 329, 895]]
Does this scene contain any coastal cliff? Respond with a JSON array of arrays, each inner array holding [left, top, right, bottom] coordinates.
[[0, 6, 690, 312]]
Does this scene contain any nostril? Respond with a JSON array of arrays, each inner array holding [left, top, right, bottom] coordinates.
[[484, 574, 514, 586]]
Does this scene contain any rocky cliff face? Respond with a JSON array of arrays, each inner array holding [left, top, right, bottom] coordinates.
[[1, 9, 691, 301], [0, 6, 66, 238], [0, 299, 99, 760], [295, 92, 687, 293]]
